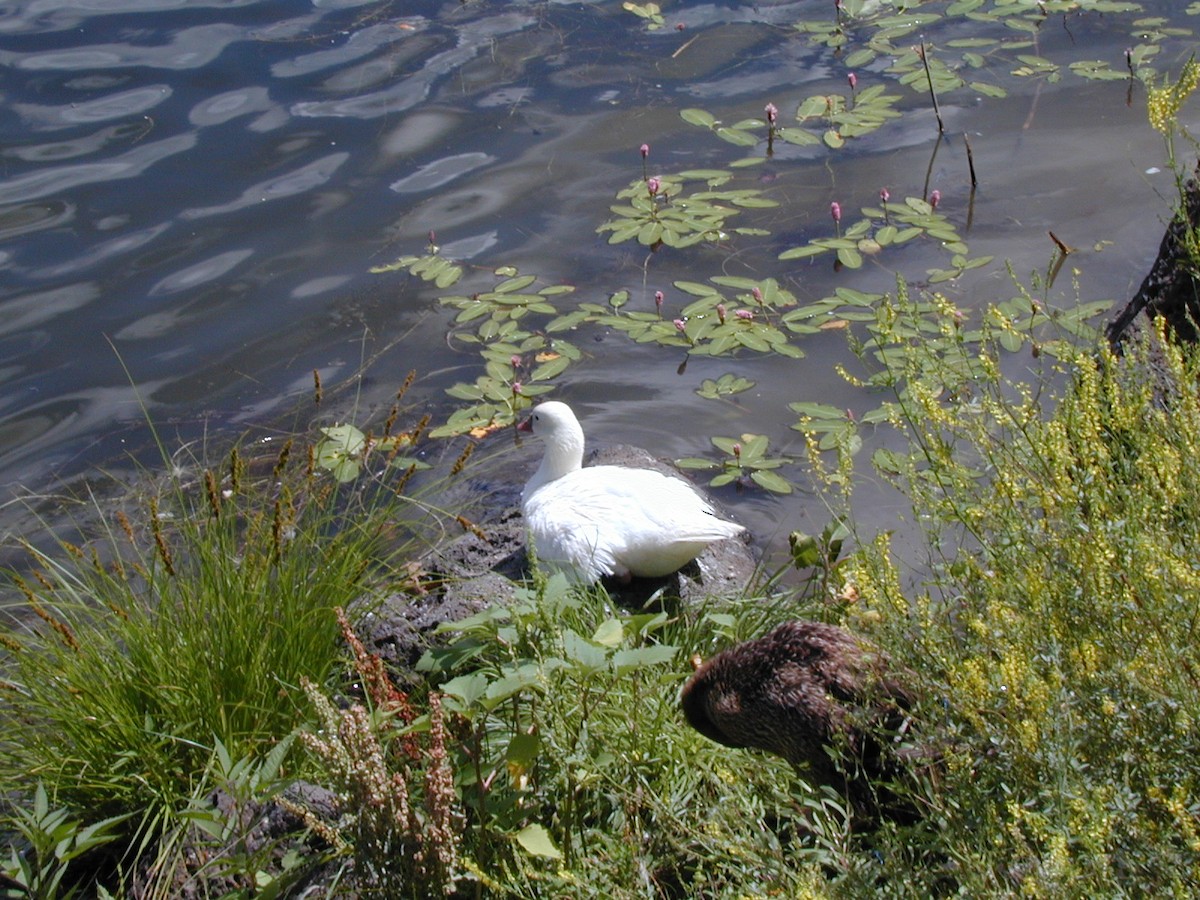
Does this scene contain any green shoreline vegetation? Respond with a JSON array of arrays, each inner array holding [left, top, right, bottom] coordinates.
[[5, 3, 1200, 897]]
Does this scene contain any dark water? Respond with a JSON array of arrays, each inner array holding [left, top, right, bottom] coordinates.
[[0, 0, 1194, 564]]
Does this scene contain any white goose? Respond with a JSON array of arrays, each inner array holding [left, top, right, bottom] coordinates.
[[518, 401, 745, 584]]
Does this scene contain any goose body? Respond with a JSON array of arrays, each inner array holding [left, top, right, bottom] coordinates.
[[518, 401, 744, 584]]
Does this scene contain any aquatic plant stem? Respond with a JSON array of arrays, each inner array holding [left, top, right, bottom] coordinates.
[[918, 41, 945, 134], [963, 132, 978, 187]]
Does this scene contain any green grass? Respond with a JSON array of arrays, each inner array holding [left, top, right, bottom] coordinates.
[[0, 432, 428, 893]]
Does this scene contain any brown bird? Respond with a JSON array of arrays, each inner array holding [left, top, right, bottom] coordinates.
[[681, 620, 923, 818]]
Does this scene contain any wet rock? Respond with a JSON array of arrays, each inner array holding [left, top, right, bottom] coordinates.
[[1107, 171, 1200, 351], [361, 443, 755, 670]]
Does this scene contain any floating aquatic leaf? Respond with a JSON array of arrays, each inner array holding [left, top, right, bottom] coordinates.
[[696, 373, 755, 399]]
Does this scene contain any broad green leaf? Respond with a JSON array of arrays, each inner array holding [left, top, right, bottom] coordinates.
[[562, 629, 608, 672], [612, 644, 678, 673], [779, 244, 828, 260], [837, 246, 863, 268], [440, 672, 488, 707], [790, 401, 845, 419], [680, 108, 717, 128], [591, 618, 624, 648], [515, 824, 563, 860], [751, 469, 793, 493]]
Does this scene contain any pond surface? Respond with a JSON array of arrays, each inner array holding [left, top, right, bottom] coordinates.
[[0, 0, 1195, 567]]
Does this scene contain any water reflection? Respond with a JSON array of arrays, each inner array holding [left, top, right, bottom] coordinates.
[[0, 134, 196, 203], [0, 0, 1190, 571]]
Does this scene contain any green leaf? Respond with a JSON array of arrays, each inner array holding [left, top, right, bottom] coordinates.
[[750, 469, 793, 494], [562, 629, 608, 673], [506, 731, 540, 776], [591, 618, 624, 648], [736, 330, 772, 352], [531, 355, 571, 382], [778, 244, 828, 260], [612, 644, 678, 674], [440, 672, 488, 707], [319, 424, 365, 456], [790, 401, 845, 419], [789, 531, 820, 568], [485, 665, 543, 705], [716, 127, 760, 147], [680, 108, 717, 128], [971, 81, 1008, 98], [494, 275, 537, 293], [836, 246, 863, 268], [515, 824, 563, 860]]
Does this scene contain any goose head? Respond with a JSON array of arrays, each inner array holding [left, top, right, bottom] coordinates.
[[519, 401, 587, 499]]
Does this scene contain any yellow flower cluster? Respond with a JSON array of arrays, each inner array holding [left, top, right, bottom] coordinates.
[[1147, 56, 1200, 135]]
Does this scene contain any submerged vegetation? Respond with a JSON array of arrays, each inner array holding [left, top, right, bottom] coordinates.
[[5, 0, 1200, 897]]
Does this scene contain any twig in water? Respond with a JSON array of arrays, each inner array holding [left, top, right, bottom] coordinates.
[[917, 41, 945, 134], [963, 132, 978, 187], [672, 35, 699, 59], [1048, 231, 1074, 256]]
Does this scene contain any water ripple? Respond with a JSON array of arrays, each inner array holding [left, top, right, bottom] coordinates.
[[181, 152, 350, 219], [271, 20, 429, 78], [149, 248, 254, 296], [390, 152, 494, 194], [13, 85, 171, 131], [29, 223, 172, 280], [0, 133, 197, 204], [0, 282, 100, 337], [188, 86, 273, 126], [0, 0, 257, 35], [3, 23, 243, 70]]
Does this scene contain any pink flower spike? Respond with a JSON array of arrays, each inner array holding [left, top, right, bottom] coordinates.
[[647, 176, 661, 195], [640, 143, 650, 159], [732, 442, 742, 458], [735, 309, 753, 320], [675, 22, 685, 31], [510, 355, 522, 368], [717, 303, 727, 323], [880, 187, 890, 203], [847, 72, 857, 90], [751, 286, 763, 304], [673, 318, 687, 332], [654, 290, 664, 308], [764, 102, 778, 126], [512, 380, 522, 394], [830, 201, 842, 223], [930, 189, 941, 209]]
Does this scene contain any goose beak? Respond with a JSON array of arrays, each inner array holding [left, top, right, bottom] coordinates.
[[516, 416, 533, 433]]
